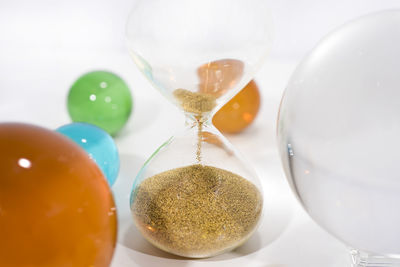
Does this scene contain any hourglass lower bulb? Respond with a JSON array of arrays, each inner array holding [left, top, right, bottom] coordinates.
[[130, 90, 263, 258]]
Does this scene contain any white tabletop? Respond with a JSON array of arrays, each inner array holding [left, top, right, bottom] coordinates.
[[0, 49, 351, 267]]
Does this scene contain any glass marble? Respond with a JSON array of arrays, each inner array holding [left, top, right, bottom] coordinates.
[[56, 122, 120, 186], [0, 123, 117, 267], [67, 71, 133, 136], [278, 10, 400, 266], [197, 59, 244, 98], [213, 80, 260, 134]]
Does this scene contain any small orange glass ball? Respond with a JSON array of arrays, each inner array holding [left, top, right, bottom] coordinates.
[[0, 123, 117, 267], [198, 59, 244, 98], [213, 80, 261, 134]]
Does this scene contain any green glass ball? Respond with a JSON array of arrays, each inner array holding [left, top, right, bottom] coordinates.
[[67, 71, 133, 135]]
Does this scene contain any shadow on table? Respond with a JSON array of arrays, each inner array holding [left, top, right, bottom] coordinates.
[[275, 221, 349, 267]]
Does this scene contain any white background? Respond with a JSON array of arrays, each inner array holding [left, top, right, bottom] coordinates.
[[1, 0, 400, 59], [1, 1, 399, 266]]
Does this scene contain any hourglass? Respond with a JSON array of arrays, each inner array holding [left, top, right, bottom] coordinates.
[[126, 0, 273, 258]]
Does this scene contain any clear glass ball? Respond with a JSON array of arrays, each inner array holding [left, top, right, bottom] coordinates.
[[278, 10, 400, 260]]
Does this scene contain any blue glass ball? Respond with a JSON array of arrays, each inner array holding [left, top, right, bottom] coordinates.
[[56, 122, 120, 186]]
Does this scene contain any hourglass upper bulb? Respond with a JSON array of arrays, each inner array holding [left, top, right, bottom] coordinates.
[[126, 0, 273, 113]]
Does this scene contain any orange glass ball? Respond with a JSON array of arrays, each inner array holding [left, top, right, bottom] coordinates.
[[213, 80, 261, 134], [198, 59, 244, 98], [0, 123, 117, 267]]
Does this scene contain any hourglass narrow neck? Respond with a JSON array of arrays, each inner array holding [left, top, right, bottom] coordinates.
[[184, 113, 212, 128], [183, 113, 212, 164]]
